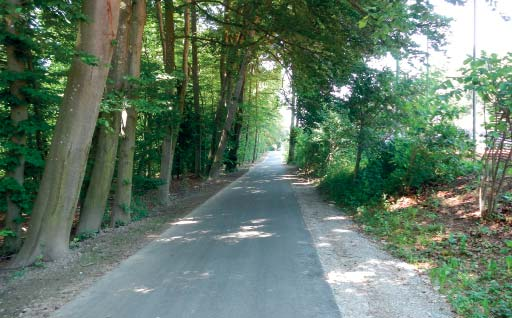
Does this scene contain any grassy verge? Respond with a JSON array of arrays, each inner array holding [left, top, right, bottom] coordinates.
[[324, 181, 512, 318]]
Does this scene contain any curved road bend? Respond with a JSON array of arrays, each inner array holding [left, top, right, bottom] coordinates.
[[53, 151, 341, 318]]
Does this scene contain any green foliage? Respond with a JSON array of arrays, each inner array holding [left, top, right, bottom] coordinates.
[[132, 176, 166, 195], [295, 71, 474, 206], [130, 197, 149, 222], [0, 229, 15, 238], [76, 50, 100, 66], [0, 176, 31, 214]]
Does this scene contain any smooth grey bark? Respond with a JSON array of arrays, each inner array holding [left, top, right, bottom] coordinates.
[[77, 0, 133, 234], [252, 80, 259, 163], [157, 0, 190, 205], [287, 92, 296, 164], [353, 124, 364, 180], [155, 0, 166, 64], [157, 0, 176, 205], [112, 108, 136, 225], [252, 126, 259, 163], [77, 112, 121, 234], [208, 0, 230, 165], [191, 3, 201, 176], [4, 0, 29, 253], [10, 0, 121, 268], [111, 0, 146, 225]]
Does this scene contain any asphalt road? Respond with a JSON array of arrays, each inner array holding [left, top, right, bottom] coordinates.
[[53, 152, 341, 318]]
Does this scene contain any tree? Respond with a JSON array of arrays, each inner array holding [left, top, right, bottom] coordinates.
[[9, 0, 121, 267], [112, 0, 147, 226], [77, 0, 134, 234], [156, 0, 191, 205], [191, 2, 201, 176], [208, 2, 260, 178], [341, 67, 399, 179]]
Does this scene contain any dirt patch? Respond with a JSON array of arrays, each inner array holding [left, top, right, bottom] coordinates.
[[290, 173, 454, 318], [0, 169, 247, 318]]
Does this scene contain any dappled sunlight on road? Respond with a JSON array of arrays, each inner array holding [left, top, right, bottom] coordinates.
[[240, 225, 264, 230], [215, 223, 274, 243], [171, 217, 201, 225], [153, 229, 212, 244], [178, 271, 212, 281], [116, 285, 156, 295], [216, 230, 273, 240], [247, 218, 268, 224], [133, 287, 154, 294]]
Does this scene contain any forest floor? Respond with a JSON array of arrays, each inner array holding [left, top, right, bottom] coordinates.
[[0, 168, 248, 318]]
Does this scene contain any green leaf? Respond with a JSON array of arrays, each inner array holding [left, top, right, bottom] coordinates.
[[358, 16, 369, 29]]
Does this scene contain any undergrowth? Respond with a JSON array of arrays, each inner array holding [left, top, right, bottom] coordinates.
[[335, 195, 512, 318]]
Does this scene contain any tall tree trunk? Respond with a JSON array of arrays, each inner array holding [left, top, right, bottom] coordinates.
[[225, 79, 245, 172], [225, 108, 244, 172], [10, 0, 121, 267], [158, 130, 174, 205], [353, 126, 364, 180], [191, 2, 201, 177], [3, 0, 29, 253], [112, 0, 146, 225], [163, 0, 176, 73], [155, 0, 166, 62], [157, 0, 190, 205], [77, 112, 121, 233], [287, 91, 296, 163], [209, 52, 251, 178], [77, 0, 133, 234], [252, 127, 259, 163], [208, 0, 230, 165], [241, 71, 253, 164], [157, 0, 176, 205], [176, 0, 190, 115], [252, 81, 259, 163]]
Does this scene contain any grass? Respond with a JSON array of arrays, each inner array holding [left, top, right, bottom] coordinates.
[[328, 190, 512, 318]]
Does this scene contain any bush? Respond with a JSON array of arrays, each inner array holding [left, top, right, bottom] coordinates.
[[132, 175, 166, 195]]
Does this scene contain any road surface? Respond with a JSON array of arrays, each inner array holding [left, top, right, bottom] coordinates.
[[53, 152, 340, 318]]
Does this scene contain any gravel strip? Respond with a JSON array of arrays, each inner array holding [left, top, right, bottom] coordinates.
[[291, 179, 454, 318]]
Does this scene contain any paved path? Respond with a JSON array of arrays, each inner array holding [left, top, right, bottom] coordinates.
[[53, 152, 340, 318]]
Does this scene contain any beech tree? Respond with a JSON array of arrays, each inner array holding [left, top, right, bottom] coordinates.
[[111, 0, 147, 225], [9, 0, 121, 267], [77, 0, 134, 234], [157, 0, 190, 205], [156, 0, 177, 205]]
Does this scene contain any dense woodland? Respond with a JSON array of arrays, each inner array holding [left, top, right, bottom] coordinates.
[[0, 0, 511, 316]]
